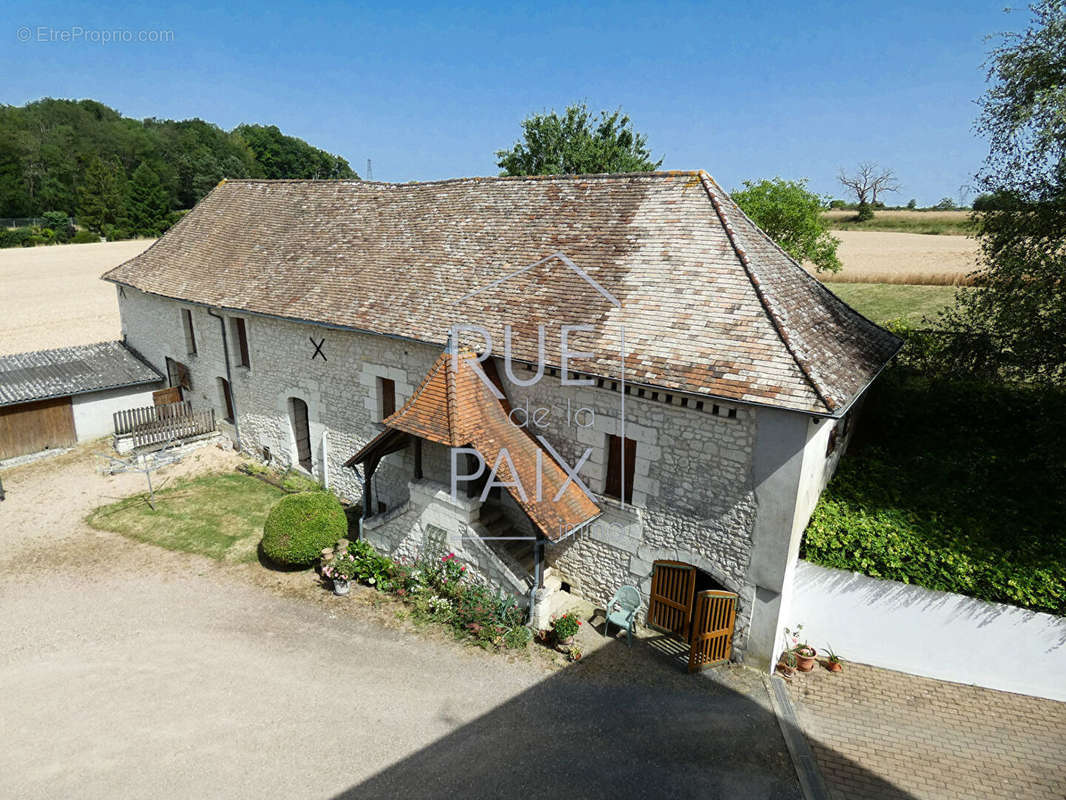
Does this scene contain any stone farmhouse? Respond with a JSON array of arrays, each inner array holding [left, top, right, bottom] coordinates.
[[103, 171, 899, 668]]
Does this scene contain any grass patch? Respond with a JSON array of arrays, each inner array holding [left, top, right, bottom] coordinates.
[[823, 209, 976, 235], [802, 374, 1066, 615], [827, 283, 959, 325], [87, 471, 284, 562]]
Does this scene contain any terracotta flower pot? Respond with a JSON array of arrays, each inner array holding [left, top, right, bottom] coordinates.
[[826, 660, 843, 673], [794, 648, 817, 672]]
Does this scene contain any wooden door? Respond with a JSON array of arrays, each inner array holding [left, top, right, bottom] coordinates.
[[290, 398, 312, 472], [687, 590, 738, 673], [0, 397, 76, 459], [647, 560, 697, 639]]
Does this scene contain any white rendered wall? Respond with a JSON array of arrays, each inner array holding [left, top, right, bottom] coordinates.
[[71, 385, 161, 441], [791, 559, 1066, 702]]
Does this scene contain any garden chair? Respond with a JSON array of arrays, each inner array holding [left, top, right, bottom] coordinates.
[[603, 585, 641, 647]]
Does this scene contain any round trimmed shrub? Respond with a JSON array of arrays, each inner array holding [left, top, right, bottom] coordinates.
[[261, 491, 347, 568]]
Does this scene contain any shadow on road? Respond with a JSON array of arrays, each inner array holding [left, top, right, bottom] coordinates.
[[332, 635, 916, 800]]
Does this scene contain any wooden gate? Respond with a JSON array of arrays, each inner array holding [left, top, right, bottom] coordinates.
[[0, 397, 76, 459], [647, 561, 697, 639], [687, 590, 738, 673]]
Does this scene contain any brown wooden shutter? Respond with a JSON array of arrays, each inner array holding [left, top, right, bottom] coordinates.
[[604, 434, 636, 503], [166, 357, 192, 391]]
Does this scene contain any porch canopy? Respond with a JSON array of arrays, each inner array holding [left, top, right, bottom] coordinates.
[[346, 348, 600, 542]]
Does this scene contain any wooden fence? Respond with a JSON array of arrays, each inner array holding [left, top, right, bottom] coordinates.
[[113, 401, 216, 449]]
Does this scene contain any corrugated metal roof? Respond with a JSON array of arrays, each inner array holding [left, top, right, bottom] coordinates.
[[0, 341, 164, 407]]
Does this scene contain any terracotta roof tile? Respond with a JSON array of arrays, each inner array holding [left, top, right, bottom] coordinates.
[[373, 348, 601, 541]]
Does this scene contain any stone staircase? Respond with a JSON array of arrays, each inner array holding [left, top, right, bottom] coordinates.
[[477, 505, 537, 591]]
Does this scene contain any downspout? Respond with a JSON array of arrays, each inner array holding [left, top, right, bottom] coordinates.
[[207, 308, 241, 451]]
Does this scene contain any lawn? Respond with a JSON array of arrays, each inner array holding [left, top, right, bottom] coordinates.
[[87, 471, 284, 562], [827, 283, 959, 325], [823, 209, 975, 235]]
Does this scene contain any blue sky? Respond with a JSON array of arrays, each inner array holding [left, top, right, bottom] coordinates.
[[5, 1, 1027, 205]]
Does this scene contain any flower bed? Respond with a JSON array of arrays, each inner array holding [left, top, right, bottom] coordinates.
[[322, 540, 531, 651]]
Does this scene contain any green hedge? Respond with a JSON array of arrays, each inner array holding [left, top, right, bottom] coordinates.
[[260, 491, 346, 567], [801, 369, 1066, 616]]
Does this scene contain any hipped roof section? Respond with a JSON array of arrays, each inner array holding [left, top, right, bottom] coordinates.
[[103, 171, 901, 415], [349, 349, 601, 541]]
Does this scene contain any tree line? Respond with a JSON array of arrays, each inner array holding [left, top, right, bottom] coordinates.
[[0, 98, 357, 238]]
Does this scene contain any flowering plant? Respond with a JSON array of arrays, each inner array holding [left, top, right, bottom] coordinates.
[[784, 624, 816, 657], [550, 611, 581, 641], [322, 551, 358, 582]]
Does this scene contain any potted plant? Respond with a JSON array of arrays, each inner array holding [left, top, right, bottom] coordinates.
[[822, 644, 843, 673], [784, 624, 817, 672], [569, 644, 583, 662], [322, 550, 358, 596], [777, 646, 797, 677], [550, 611, 581, 650]]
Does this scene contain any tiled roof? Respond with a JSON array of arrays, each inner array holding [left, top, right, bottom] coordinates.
[[0, 341, 163, 407], [351, 349, 601, 541], [102, 171, 900, 415]]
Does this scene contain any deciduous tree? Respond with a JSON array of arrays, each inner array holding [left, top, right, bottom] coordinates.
[[731, 178, 842, 273], [945, 1, 1066, 383], [838, 162, 900, 219], [496, 103, 661, 176]]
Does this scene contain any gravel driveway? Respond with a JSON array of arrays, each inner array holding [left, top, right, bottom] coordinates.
[[1, 444, 802, 799]]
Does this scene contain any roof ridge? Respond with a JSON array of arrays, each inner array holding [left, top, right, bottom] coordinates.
[[218, 170, 702, 189], [0, 339, 125, 362], [696, 170, 836, 413]]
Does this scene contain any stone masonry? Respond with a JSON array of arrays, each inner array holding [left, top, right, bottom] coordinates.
[[119, 286, 841, 663]]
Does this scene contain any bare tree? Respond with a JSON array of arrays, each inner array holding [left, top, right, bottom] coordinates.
[[838, 162, 901, 206]]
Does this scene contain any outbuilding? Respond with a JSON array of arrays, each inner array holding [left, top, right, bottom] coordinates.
[[0, 340, 164, 460]]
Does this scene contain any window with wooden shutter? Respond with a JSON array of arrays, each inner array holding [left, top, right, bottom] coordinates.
[[181, 309, 197, 355], [378, 377, 396, 420], [604, 433, 636, 503]]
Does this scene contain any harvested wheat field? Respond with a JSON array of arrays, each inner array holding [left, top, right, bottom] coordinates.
[[815, 230, 981, 285], [0, 239, 154, 356]]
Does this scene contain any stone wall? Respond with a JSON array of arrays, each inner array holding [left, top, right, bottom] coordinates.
[[507, 371, 759, 656], [119, 287, 437, 505], [118, 288, 825, 662]]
